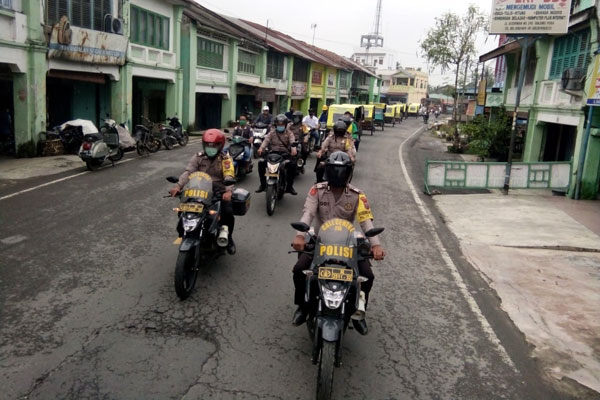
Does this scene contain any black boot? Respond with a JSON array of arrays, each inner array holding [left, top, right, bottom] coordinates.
[[292, 306, 308, 326], [255, 185, 266, 193], [352, 318, 368, 335], [227, 236, 236, 255], [286, 186, 298, 195]]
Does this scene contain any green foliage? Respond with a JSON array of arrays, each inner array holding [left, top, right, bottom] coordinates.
[[17, 140, 36, 158], [462, 107, 511, 161]]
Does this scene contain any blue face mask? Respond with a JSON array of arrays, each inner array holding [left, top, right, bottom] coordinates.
[[204, 146, 219, 157], [276, 126, 285, 133]]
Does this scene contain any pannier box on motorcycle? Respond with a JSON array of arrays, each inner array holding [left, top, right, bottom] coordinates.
[[232, 188, 251, 216]]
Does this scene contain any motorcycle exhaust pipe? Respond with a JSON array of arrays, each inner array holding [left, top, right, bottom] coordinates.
[[217, 225, 229, 247]]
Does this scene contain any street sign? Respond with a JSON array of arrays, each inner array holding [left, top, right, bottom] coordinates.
[[587, 55, 600, 106], [490, 0, 572, 35]]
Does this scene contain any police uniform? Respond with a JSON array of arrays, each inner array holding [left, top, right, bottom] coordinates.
[[292, 182, 379, 307], [176, 151, 236, 237], [315, 132, 356, 182], [257, 128, 297, 189], [289, 123, 309, 164]]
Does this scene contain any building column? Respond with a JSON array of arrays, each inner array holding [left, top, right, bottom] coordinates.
[[181, 17, 197, 130], [166, 6, 184, 119], [335, 71, 341, 103], [286, 55, 294, 111], [111, 63, 132, 128], [260, 50, 268, 109], [303, 63, 313, 115], [221, 39, 238, 128]]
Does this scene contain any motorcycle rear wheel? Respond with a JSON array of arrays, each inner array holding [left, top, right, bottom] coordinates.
[[178, 132, 189, 146], [108, 147, 124, 162], [174, 250, 198, 300], [316, 341, 336, 400], [136, 142, 148, 156], [85, 159, 103, 171], [266, 185, 276, 216], [149, 138, 161, 153]]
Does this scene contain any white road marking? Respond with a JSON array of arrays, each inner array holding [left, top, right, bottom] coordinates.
[[0, 157, 138, 201], [397, 126, 517, 370], [0, 235, 28, 245]]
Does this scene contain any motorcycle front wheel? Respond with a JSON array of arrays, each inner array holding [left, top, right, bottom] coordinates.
[[163, 137, 174, 150], [174, 250, 198, 300], [316, 340, 336, 400], [136, 142, 148, 156], [266, 185, 276, 216], [149, 138, 161, 153], [178, 132, 189, 146]]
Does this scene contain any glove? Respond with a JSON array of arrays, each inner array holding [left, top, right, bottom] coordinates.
[[291, 147, 298, 157], [292, 234, 306, 251], [372, 245, 386, 261], [222, 190, 232, 202], [169, 186, 181, 197]]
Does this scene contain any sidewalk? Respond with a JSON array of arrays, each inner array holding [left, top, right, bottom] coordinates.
[[433, 190, 600, 393]]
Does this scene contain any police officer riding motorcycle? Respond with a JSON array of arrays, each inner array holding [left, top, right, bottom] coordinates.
[[289, 110, 309, 173], [315, 120, 356, 183], [292, 151, 385, 335], [256, 114, 298, 195]]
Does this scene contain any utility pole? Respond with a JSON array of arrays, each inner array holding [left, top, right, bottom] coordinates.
[[310, 23, 317, 46]]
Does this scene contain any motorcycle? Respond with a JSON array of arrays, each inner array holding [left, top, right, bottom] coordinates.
[[134, 116, 161, 155], [74, 119, 124, 171], [317, 122, 328, 151], [252, 122, 268, 158], [160, 115, 189, 150], [226, 135, 253, 178], [290, 218, 383, 400], [263, 146, 299, 216], [166, 174, 250, 300]]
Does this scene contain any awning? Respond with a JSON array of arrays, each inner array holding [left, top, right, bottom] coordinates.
[[48, 69, 107, 84], [479, 40, 521, 63], [237, 81, 276, 90]]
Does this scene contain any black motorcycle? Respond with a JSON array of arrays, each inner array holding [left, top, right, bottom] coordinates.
[[317, 122, 328, 150], [135, 116, 161, 155], [161, 115, 189, 150], [166, 175, 250, 300], [291, 218, 383, 400], [263, 143, 300, 216]]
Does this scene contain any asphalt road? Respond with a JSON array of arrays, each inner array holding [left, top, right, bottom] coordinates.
[[0, 119, 564, 399]]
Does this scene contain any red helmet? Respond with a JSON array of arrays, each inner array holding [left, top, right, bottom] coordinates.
[[202, 129, 226, 157]]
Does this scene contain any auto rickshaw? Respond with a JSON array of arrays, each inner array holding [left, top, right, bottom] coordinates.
[[408, 103, 420, 117], [384, 105, 396, 127], [396, 104, 407, 123], [325, 104, 365, 143], [373, 103, 386, 131], [361, 104, 375, 135]]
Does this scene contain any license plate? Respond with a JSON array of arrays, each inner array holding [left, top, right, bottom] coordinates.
[[179, 203, 204, 213], [266, 173, 278, 177], [318, 267, 353, 282]]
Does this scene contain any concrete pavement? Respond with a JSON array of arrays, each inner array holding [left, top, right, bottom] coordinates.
[[433, 175, 600, 394]]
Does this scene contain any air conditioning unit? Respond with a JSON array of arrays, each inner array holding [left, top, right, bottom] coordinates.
[[561, 67, 585, 91], [104, 14, 124, 35]]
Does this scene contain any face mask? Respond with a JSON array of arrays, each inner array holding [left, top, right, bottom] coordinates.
[[240, 120, 247, 126], [204, 146, 219, 157], [276, 126, 285, 133]]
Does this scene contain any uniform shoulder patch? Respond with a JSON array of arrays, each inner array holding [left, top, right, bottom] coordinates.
[[315, 182, 328, 190], [347, 184, 361, 194]]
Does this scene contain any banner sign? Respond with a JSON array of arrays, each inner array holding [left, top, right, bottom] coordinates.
[[490, 0, 572, 35], [587, 55, 600, 106], [477, 79, 487, 106]]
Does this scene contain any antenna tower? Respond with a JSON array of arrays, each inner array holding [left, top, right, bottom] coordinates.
[[360, 0, 384, 50]]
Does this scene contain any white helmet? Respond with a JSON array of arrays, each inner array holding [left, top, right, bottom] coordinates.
[[262, 105, 269, 112]]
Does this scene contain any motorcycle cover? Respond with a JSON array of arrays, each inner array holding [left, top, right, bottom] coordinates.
[[116, 125, 136, 149], [59, 119, 98, 135]]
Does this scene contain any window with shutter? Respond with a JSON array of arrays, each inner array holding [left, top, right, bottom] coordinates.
[[197, 38, 224, 69], [293, 58, 309, 82], [267, 52, 284, 79], [549, 29, 591, 79], [0, 0, 12, 10], [129, 6, 169, 50], [238, 50, 257, 74]]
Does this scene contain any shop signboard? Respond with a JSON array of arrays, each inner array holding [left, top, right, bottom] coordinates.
[[587, 55, 600, 106], [48, 26, 128, 65], [490, 0, 571, 35], [291, 81, 307, 96]]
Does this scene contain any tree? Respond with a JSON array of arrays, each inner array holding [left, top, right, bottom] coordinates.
[[420, 5, 487, 148]]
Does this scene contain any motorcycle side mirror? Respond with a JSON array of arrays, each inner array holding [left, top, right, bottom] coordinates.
[[223, 178, 236, 186], [291, 222, 310, 232], [365, 227, 384, 238], [166, 176, 179, 183]]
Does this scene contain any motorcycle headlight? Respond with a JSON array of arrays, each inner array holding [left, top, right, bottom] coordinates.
[[321, 285, 347, 309], [267, 163, 279, 174], [182, 215, 200, 232]]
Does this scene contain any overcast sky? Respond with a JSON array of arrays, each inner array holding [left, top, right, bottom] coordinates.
[[197, 0, 500, 86]]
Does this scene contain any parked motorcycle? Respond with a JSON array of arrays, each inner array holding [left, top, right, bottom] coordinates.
[[226, 135, 253, 178], [290, 219, 383, 400], [50, 121, 85, 154], [252, 122, 268, 159], [74, 119, 125, 171], [160, 115, 189, 150], [263, 150, 295, 216], [166, 174, 250, 300], [134, 116, 161, 155]]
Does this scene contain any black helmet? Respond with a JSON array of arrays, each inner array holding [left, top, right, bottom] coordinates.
[[292, 110, 304, 125], [333, 120, 347, 136], [325, 151, 353, 187], [341, 114, 352, 127], [275, 114, 288, 126]]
